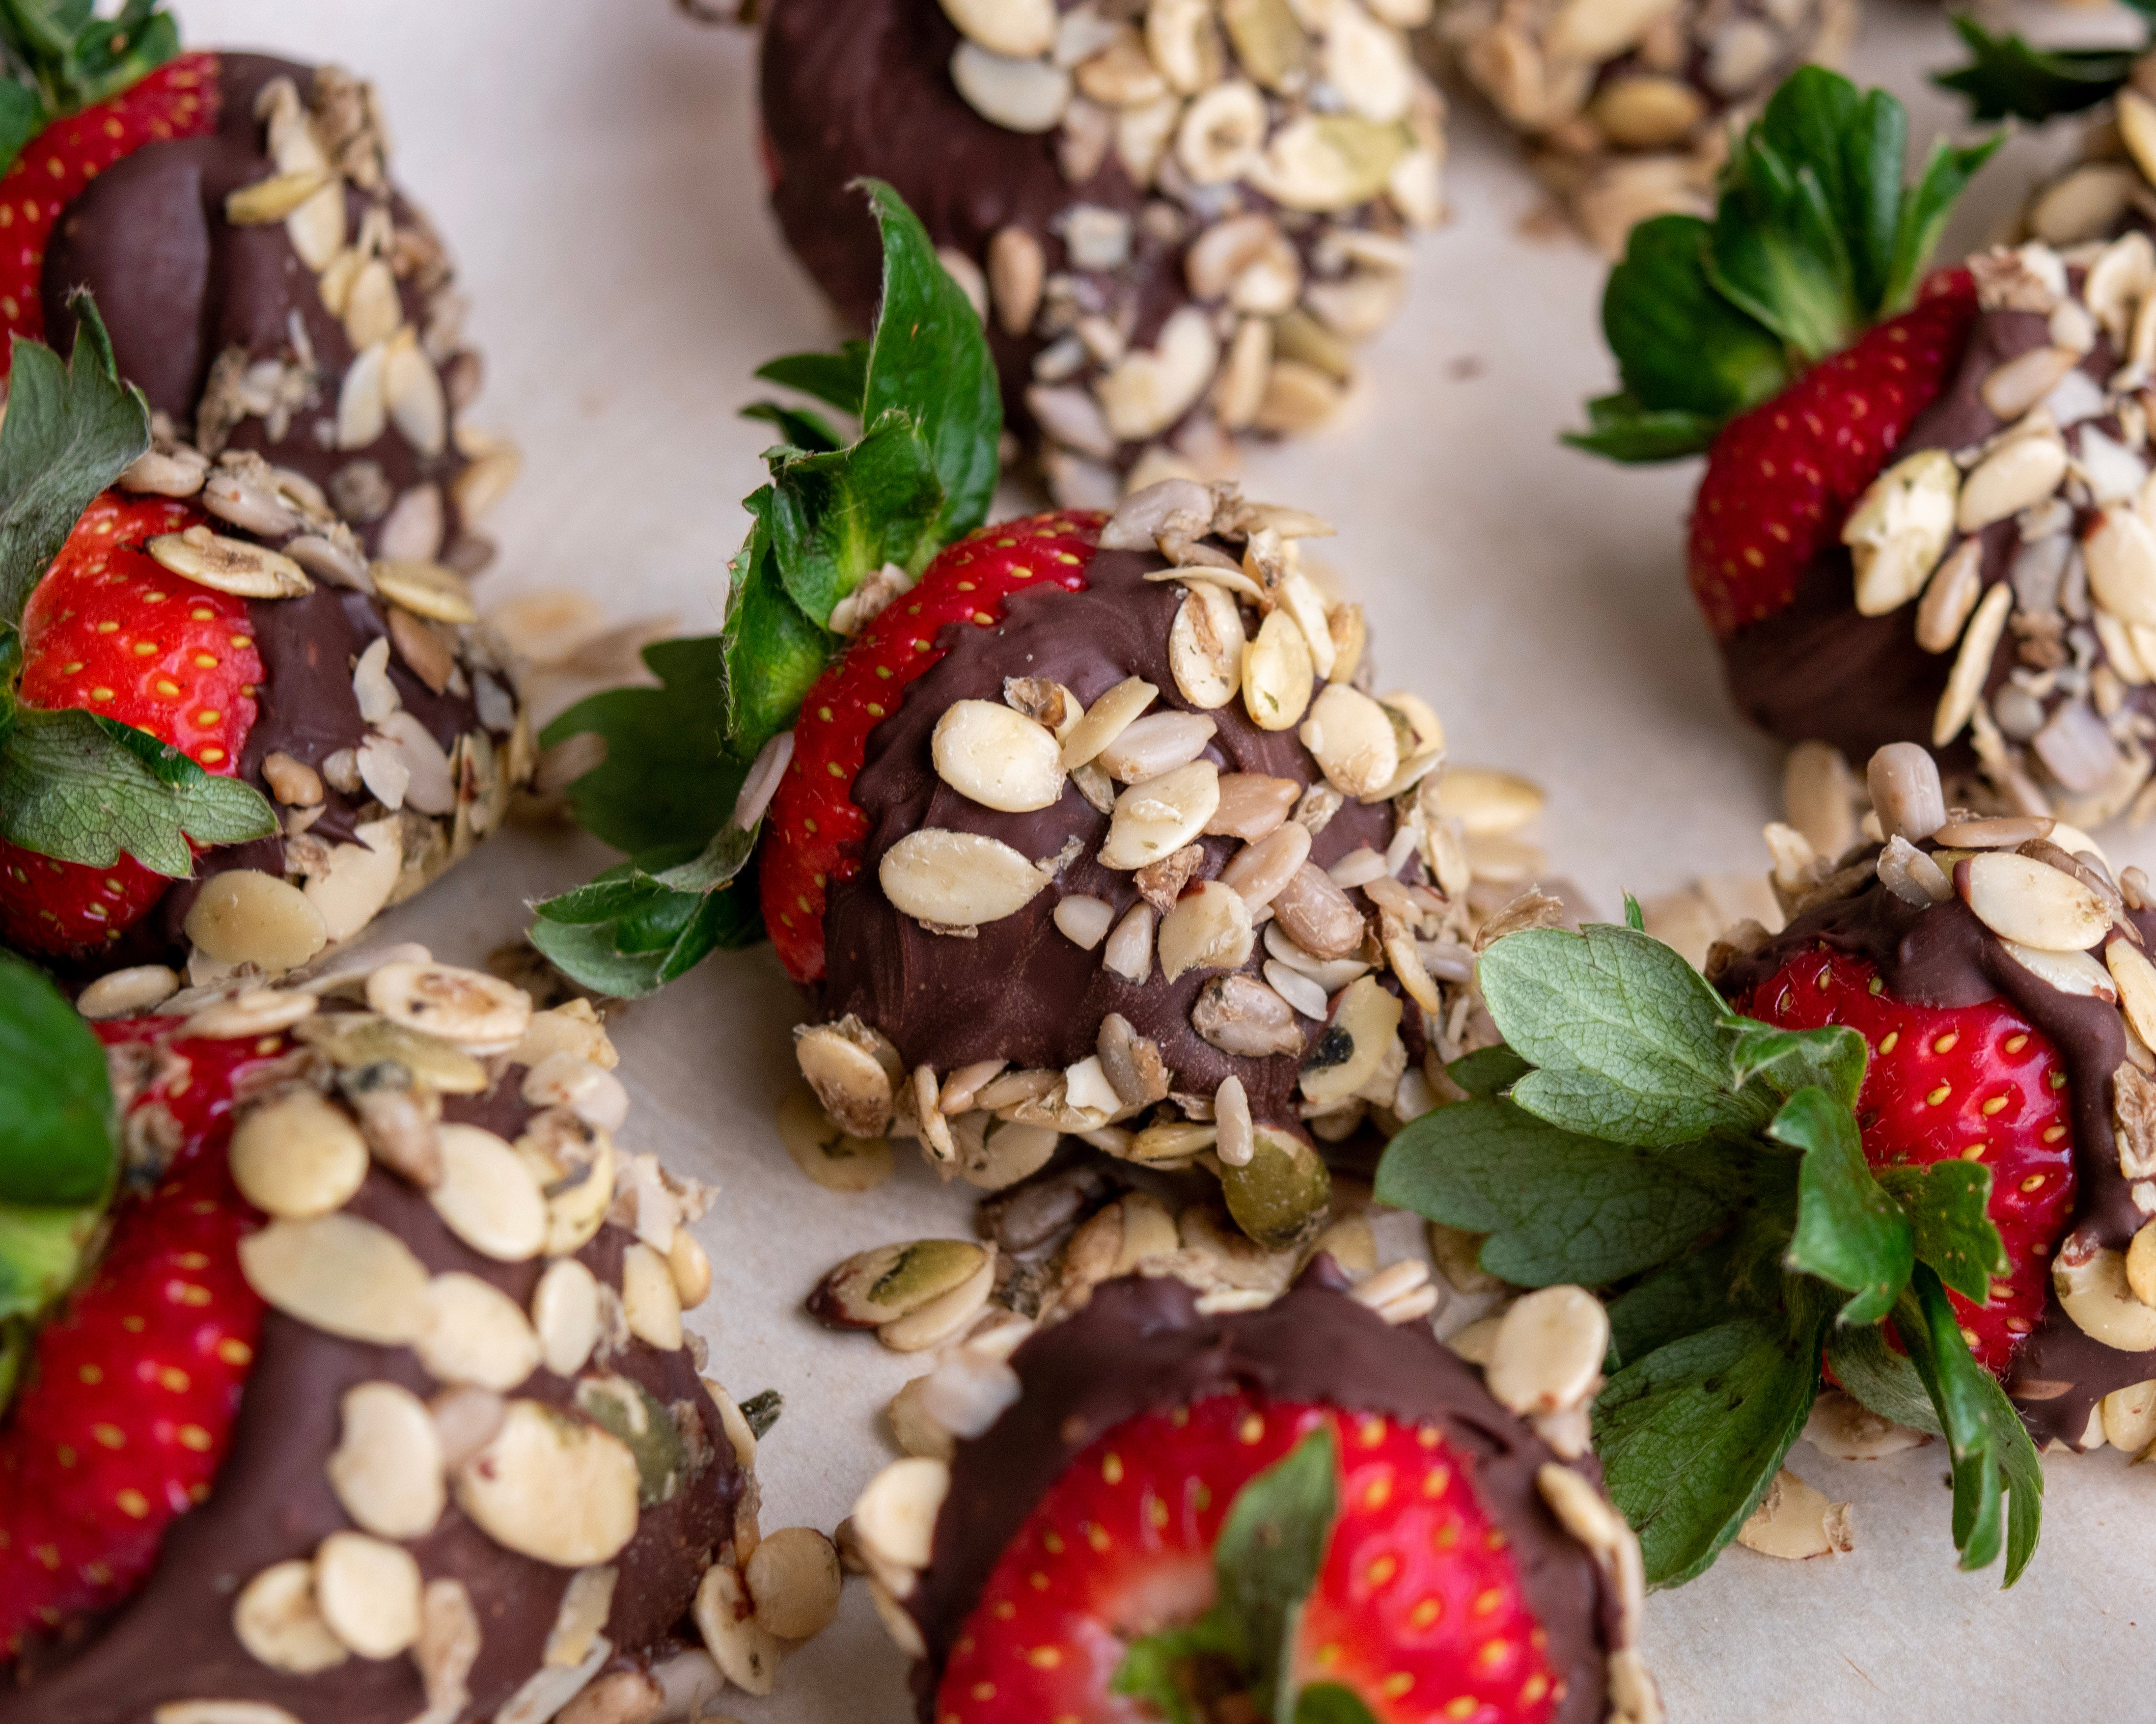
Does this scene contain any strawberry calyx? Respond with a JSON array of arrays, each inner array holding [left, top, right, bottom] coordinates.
[[1935, 14, 2151, 126], [1374, 908, 2045, 1592], [0, 0, 182, 181], [530, 180, 1005, 998], [1567, 68, 2000, 466]]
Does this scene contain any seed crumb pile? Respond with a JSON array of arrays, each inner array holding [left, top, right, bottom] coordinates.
[[0, 949, 842, 1724], [760, 0, 1445, 503]]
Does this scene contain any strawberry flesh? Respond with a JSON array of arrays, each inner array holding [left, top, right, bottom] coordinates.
[[760, 511, 1103, 985], [936, 1391, 1561, 1724], [0, 492, 262, 957], [1688, 274, 1978, 640], [1734, 944, 2075, 1375], [0, 1024, 274, 1660]]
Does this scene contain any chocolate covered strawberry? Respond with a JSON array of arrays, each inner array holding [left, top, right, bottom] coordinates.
[[758, 0, 1445, 504], [538, 183, 1559, 1258], [849, 1270, 1653, 1724], [0, 301, 531, 985], [0, 943, 826, 1724]]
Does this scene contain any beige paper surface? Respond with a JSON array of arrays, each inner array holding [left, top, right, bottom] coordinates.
[[173, 1, 2156, 1716]]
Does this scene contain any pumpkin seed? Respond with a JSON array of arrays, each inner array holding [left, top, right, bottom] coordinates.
[[455, 1400, 641, 1566], [1959, 850, 2113, 952], [879, 828, 1050, 924], [233, 1560, 347, 1674], [239, 1214, 430, 1344]]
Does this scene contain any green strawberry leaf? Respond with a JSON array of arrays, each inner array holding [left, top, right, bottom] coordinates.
[[741, 399, 845, 455], [1824, 1322, 1944, 1437], [1444, 1043, 1531, 1097], [537, 634, 744, 863], [1893, 1267, 2043, 1584], [1771, 1085, 1912, 1326], [764, 410, 944, 626], [0, 950, 114, 1206], [1590, 215, 1789, 431], [1727, 1017, 1868, 1111], [1934, 14, 2142, 124], [0, 0, 176, 172], [529, 826, 764, 1000], [0, 292, 151, 632], [1477, 923, 1768, 1147], [1374, 1097, 1741, 1286], [1574, 69, 2001, 458], [1593, 1301, 1828, 1586], [754, 339, 870, 419], [856, 178, 1001, 548], [722, 508, 832, 761], [0, 704, 276, 874], [1295, 1686, 1380, 1724], [1884, 132, 2004, 311], [1116, 1426, 1342, 1724], [1605, 1200, 1797, 1369], [1877, 1160, 2007, 1304]]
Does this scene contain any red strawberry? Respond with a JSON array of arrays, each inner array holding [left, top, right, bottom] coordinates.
[[760, 510, 1103, 984], [0, 52, 220, 359], [1687, 276, 1978, 639], [0, 491, 263, 956], [0, 1023, 274, 1659], [1732, 944, 2074, 1375], [936, 1391, 1562, 1724]]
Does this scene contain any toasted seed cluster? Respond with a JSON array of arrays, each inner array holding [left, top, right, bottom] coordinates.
[[773, 0, 1443, 502], [1661, 741, 2156, 1454], [789, 478, 1558, 1251], [1436, 0, 1853, 253], [83, 947, 838, 1724], [844, 1276, 1659, 1724], [1832, 238, 2156, 826]]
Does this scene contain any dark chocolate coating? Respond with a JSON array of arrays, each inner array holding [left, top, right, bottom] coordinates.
[[908, 1271, 1614, 1724], [43, 53, 469, 554], [1718, 877, 2156, 1446], [818, 548, 1397, 1128], [1, 1078, 741, 1724], [1716, 293, 2142, 762]]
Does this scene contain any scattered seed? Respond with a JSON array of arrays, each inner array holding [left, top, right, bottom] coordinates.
[[1103, 901, 1155, 982], [239, 1213, 430, 1344], [456, 1399, 641, 1567], [1959, 849, 2113, 952], [881, 828, 1051, 925], [1485, 1285, 1608, 1416], [1102, 760, 1221, 868], [1053, 893, 1115, 949], [229, 1090, 369, 1221]]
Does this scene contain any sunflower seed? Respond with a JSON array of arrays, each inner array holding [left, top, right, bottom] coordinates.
[[881, 828, 1050, 925], [1933, 581, 2014, 747], [1168, 583, 1247, 710], [793, 1019, 900, 1138], [2055, 1234, 2156, 1349], [1486, 1285, 1608, 1416], [239, 1213, 430, 1344], [456, 1399, 641, 1566], [1960, 849, 2113, 951], [1865, 742, 1946, 843], [1959, 435, 2068, 532], [1843, 450, 1959, 616], [229, 1090, 368, 1221], [372, 558, 478, 624], [1914, 539, 1983, 653], [1104, 902, 1155, 981], [234, 1560, 347, 1674], [1191, 973, 1302, 1055], [1242, 607, 1314, 731], [988, 225, 1046, 335], [1214, 1074, 1255, 1168], [1049, 894, 1112, 952], [1061, 676, 1159, 766], [931, 699, 1067, 811], [315, 1531, 422, 1659], [430, 1125, 549, 1262], [1158, 880, 1257, 980], [939, 0, 1055, 57], [149, 524, 311, 599], [1272, 862, 1366, 958]]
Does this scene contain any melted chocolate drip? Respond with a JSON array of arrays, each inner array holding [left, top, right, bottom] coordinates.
[[42, 54, 469, 554], [818, 549, 1395, 1128], [1, 1073, 740, 1723], [1719, 878, 2156, 1445], [908, 1272, 1614, 1724]]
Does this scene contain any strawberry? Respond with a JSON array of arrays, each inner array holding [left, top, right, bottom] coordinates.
[[0, 491, 261, 957], [1570, 69, 1999, 646], [936, 1392, 1561, 1724], [1729, 944, 2073, 1377], [0, 51, 219, 360], [0, 1021, 274, 1660], [758, 510, 1102, 985], [1686, 278, 1977, 638]]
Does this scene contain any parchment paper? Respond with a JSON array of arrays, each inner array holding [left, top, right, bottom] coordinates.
[[168, 1, 2156, 1716]]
